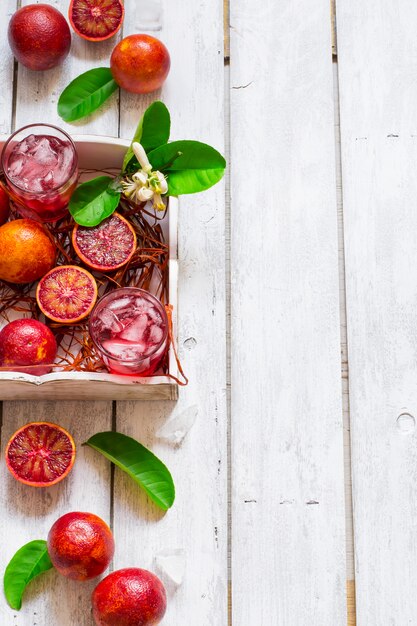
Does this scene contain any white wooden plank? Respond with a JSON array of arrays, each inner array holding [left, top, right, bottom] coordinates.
[[0, 3, 119, 624], [14, 0, 120, 134], [0, 2, 16, 135], [336, 1, 417, 622], [113, 1, 227, 625], [230, 2, 346, 624], [0, 401, 112, 624]]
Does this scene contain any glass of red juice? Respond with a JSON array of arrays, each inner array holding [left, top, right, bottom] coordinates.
[[1, 123, 78, 222], [89, 287, 169, 376]]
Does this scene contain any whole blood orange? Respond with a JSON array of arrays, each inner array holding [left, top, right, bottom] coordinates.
[[110, 34, 171, 94], [8, 4, 71, 71], [5, 422, 76, 487], [69, 0, 124, 42], [0, 219, 56, 284], [72, 213, 137, 272], [0, 187, 10, 225], [36, 265, 98, 324], [92, 568, 167, 626], [48, 512, 115, 581], [0, 319, 57, 375]]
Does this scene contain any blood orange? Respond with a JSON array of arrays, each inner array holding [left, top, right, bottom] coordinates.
[[92, 568, 167, 626], [48, 512, 115, 581], [0, 319, 57, 375], [5, 422, 76, 487], [69, 0, 124, 42], [36, 265, 98, 324], [72, 213, 137, 272], [8, 4, 71, 71], [110, 34, 171, 94], [0, 219, 56, 284]]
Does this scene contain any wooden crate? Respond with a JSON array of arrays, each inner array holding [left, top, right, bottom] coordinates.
[[0, 135, 178, 400]]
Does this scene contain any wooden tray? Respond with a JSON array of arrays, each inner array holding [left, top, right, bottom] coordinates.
[[0, 134, 179, 401]]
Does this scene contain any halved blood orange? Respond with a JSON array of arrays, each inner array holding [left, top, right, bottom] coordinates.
[[36, 265, 98, 324], [72, 213, 137, 272], [5, 422, 76, 487], [69, 0, 124, 42]]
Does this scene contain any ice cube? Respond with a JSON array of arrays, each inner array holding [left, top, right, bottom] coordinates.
[[149, 324, 164, 345], [155, 549, 186, 587], [7, 155, 25, 178], [23, 134, 37, 150], [146, 304, 163, 325], [119, 313, 148, 342], [40, 170, 54, 191], [33, 137, 57, 166], [108, 297, 134, 311], [134, 297, 147, 311], [135, 0, 162, 30], [102, 339, 145, 360], [97, 309, 124, 333], [156, 405, 198, 445], [57, 142, 75, 185]]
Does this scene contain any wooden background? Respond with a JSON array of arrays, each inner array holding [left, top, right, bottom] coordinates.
[[1, 0, 416, 623]]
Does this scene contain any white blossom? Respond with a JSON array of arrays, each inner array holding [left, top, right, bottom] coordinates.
[[122, 142, 168, 211], [132, 170, 148, 186], [137, 187, 154, 202]]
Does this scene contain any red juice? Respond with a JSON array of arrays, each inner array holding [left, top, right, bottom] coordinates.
[[89, 288, 169, 376], [1, 125, 78, 222]]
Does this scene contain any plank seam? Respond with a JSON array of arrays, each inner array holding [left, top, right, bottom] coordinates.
[[332, 14, 356, 623], [109, 401, 116, 573], [225, 63, 232, 626]]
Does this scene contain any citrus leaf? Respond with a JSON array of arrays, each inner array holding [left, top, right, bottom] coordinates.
[[147, 140, 226, 195], [4, 540, 53, 611], [69, 176, 121, 227], [84, 432, 175, 510], [122, 101, 171, 173], [165, 167, 226, 196], [58, 68, 118, 122]]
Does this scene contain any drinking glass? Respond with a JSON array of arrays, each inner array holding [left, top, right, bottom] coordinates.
[[89, 287, 169, 376], [1, 123, 78, 222]]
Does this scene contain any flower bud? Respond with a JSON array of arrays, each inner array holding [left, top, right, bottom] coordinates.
[[132, 142, 152, 173]]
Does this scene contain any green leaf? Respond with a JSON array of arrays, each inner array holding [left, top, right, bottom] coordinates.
[[147, 140, 226, 195], [69, 176, 121, 227], [84, 432, 175, 510], [58, 68, 118, 122], [4, 540, 53, 611], [122, 101, 171, 172]]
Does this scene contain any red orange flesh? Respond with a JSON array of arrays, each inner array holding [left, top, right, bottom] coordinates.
[[36, 265, 98, 324], [48, 512, 115, 581], [72, 213, 137, 272], [69, 0, 124, 41], [5, 422, 75, 487]]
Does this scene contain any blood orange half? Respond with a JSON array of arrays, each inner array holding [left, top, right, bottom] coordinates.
[[72, 213, 137, 272], [36, 265, 98, 324], [5, 422, 76, 487], [69, 0, 124, 42]]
